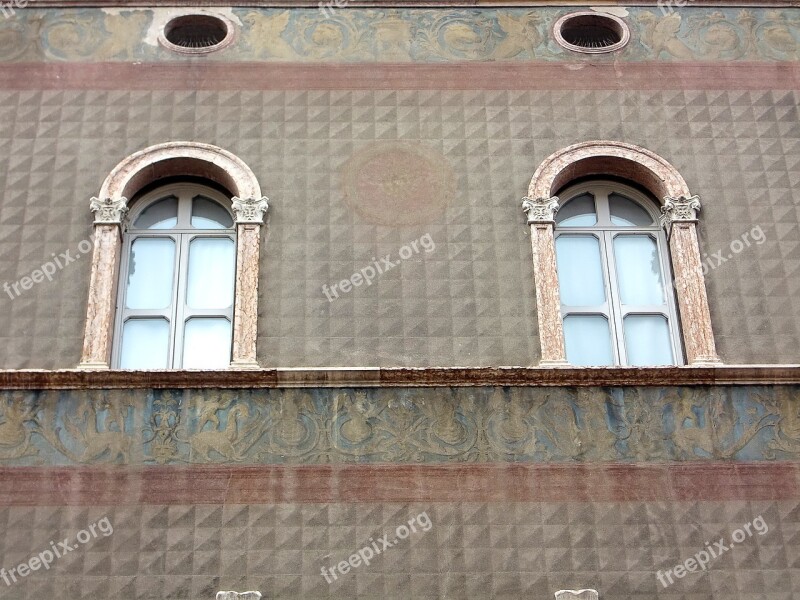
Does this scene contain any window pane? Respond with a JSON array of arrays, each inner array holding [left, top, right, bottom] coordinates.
[[186, 237, 235, 309], [183, 318, 231, 368], [555, 193, 597, 226], [125, 238, 175, 309], [120, 319, 170, 369], [191, 196, 233, 229], [624, 314, 674, 366], [564, 315, 614, 366], [133, 196, 179, 229], [556, 235, 606, 306], [609, 193, 655, 226], [613, 234, 665, 306]]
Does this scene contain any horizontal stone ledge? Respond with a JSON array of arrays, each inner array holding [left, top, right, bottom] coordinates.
[[1, 63, 798, 91], [0, 364, 798, 390], [25, 0, 800, 7], [0, 462, 798, 506]]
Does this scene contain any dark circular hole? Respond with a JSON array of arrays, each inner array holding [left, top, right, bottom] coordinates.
[[164, 15, 228, 50], [560, 15, 623, 50]]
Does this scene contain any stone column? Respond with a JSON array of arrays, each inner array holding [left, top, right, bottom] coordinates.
[[522, 196, 569, 366], [230, 196, 269, 369], [661, 196, 722, 366], [78, 196, 128, 369]]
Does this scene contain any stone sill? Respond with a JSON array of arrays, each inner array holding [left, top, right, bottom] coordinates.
[[0, 365, 798, 389]]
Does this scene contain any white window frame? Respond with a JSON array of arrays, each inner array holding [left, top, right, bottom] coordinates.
[[112, 183, 236, 369], [555, 181, 683, 366]]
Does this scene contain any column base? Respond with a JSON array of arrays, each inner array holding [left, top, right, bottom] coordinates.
[[229, 360, 261, 370], [76, 361, 110, 370], [538, 359, 571, 368], [688, 357, 724, 367]]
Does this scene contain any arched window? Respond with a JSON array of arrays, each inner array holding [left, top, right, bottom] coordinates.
[[522, 141, 720, 367], [554, 181, 681, 366], [113, 183, 236, 369], [80, 142, 268, 371]]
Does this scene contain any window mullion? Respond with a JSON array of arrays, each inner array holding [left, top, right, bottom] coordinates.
[[171, 233, 189, 368], [658, 230, 685, 364], [602, 230, 626, 365], [177, 189, 193, 228], [596, 190, 611, 225]]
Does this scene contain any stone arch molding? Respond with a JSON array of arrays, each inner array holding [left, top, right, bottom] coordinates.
[[528, 140, 691, 202], [80, 142, 269, 370], [521, 140, 721, 367], [93, 141, 265, 219]]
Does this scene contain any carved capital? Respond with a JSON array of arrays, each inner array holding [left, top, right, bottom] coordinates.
[[232, 196, 269, 224], [216, 593, 262, 600], [555, 590, 599, 600], [89, 196, 128, 224], [522, 196, 560, 223], [661, 195, 701, 231]]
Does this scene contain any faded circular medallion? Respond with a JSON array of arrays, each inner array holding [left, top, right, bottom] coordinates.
[[342, 142, 456, 226]]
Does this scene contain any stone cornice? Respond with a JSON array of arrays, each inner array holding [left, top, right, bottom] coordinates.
[[0, 365, 798, 389], [24, 1, 800, 6]]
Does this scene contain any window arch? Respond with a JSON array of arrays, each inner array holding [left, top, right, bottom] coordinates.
[[114, 183, 236, 369], [522, 140, 720, 367], [80, 142, 268, 370], [554, 180, 682, 366]]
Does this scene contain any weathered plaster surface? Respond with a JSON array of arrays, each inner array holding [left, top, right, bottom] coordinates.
[[2, 7, 800, 63], [0, 384, 797, 466]]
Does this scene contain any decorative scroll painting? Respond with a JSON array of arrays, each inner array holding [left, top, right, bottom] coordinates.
[[0, 8, 799, 63], [0, 385, 798, 466]]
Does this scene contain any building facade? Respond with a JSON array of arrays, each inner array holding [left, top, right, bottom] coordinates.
[[0, 1, 799, 598]]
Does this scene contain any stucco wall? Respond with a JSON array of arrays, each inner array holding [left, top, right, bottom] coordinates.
[[0, 6, 798, 368], [0, 87, 797, 368]]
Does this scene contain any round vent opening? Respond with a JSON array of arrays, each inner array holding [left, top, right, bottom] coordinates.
[[161, 14, 233, 54], [554, 12, 630, 54]]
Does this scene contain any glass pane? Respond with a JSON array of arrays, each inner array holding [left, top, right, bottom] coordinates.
[[133, 196, 179, 229], [609, 193, 655, 226], [564, 315, 614, 366], [182, 318, 231, 368], [120, 319, 170, 369], [186, 238, 235, 309], [191, 196, 233, 229], [555, 193, 597, 226], [624, 314, 674, 366], [125, 238, 175, 309], [613, 234, 665, 306], [556, 235, 606, 307]]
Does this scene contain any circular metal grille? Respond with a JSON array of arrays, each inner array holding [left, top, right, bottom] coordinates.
[[554, 13, 630, 54], [164, 15, 229, 51]]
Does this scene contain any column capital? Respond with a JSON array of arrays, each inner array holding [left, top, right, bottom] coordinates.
[[216, 592, 262, 600], [661, 194, 701, 232], [522, 196, 560, 224], [232, 196, 269, 224], [89, 196, 128, 225]]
